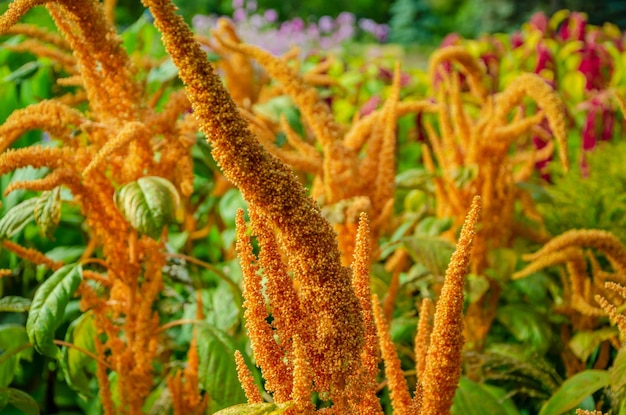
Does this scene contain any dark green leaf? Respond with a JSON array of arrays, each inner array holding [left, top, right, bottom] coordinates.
[[402, 234, 455, 276], [0, 387, 40, 415], [114, 176, 181, 239], [496, 304, 553, 355], [60, 311, 96, 398], [26, 264, 82, 358], [0, 296, 31, 312], [197, 323, 247, 411], [0, 198, 37, 239], [34, 187, 61, 239], [452, 376, 518, 415], [539, 370, 610, 415], [0, 325, 32, 388], [213, 402, 293, 415]]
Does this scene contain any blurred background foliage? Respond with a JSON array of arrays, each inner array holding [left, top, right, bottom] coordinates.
[[98, 0, 626, 44]]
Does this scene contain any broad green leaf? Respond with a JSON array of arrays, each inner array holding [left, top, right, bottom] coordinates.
[[44, 246, 85, 264], [114, 176, 181, 239], [452, 376, 518, 415], [218, 188, 247, 229], [402, 234, 455, 276], [611, 346, 626, 393], [0, 325, 32, 387], [60, 311, 96, 398], [34, 187, 61, 239], [0, 198, 37, 239], [539, 370, 610, 415], [496, 304, 553, 355], [213, 402, 293, 415], [0, 387, 40, 415], [569, 327, 618, 362], [0, 296, 31, 312], [197, 323, 247, 411], [26, 264, 82, 358]]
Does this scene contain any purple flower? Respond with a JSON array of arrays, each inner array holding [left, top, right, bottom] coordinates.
[[232, 0, 244, 9], [264, 9, 277, 23], [233, 8, 246, 22], [319, 15, 333, 33]]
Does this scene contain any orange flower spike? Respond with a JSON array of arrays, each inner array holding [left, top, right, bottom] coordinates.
[[249, 206, 310, 357], [414, 297, 434, 381], [291, 335, 316, 415], [350, 213, 384, 414], [495, 73, 568, 171], [6, 23, 71, 50], [0, 0, 47, 32], [235, 351, 263, 404], [372, 294, 413, 415], [0, 100, 86, 154], [524, 229, 626, 275], [373, 62, 401, 214], [420, 196, 481, 415], [1, 240, 62, 270], [145, 0, 364, 395], [235, 209, 293, 401], [44, 0, 142, 125]]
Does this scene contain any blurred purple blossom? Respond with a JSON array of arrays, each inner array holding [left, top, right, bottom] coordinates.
[[192, 0, 388, 57]]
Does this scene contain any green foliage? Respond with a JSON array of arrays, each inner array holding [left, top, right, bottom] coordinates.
[[196, 323, 248, 412], [538, 140, 626, 242], [214, 402, 293, 415], [539, 370, 610, 415], [114, 176, 181, 239], [26, 264, 82, 358]]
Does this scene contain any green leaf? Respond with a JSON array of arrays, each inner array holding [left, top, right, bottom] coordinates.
[[60, 311, 96, 398], [34, 187, 61, 239], [0, 197, 37, 239], [218, 188, 248, 229], [611, 346, 626, 393], [197, 323, 247, 412], [0, 325, 32, 388], [213, 402, 293, 415], [452, 376, 518, 415], [569, 327, 618, 362], [114, 176, 181, 239], [402, 234, 455, 276], [496, 304, 553, 355], [539, 370, 610, 415], [2, 61, 41, 83], [0, 296, 31, 312], [26, 264, 82, 358], [0, 387, 40, 415]]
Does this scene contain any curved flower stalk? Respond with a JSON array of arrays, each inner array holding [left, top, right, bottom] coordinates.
[[422, 47, 568, 350], [142, 0, 365, 402], [514, 229, 626, 330], [209, 20, 440, 263]]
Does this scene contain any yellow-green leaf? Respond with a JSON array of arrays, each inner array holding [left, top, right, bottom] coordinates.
[[114, 176, 181, 239], [26, 264, 82, 358], [34, 187, 61, 239], [0, 198, 37, 239], [60, 311, 96, 398], [539, 370, 610, 415], [213, 402, 293, 415], [611, 346, 626, 393], [0, 387, 39, 415], [0, 296, 31, 312]]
